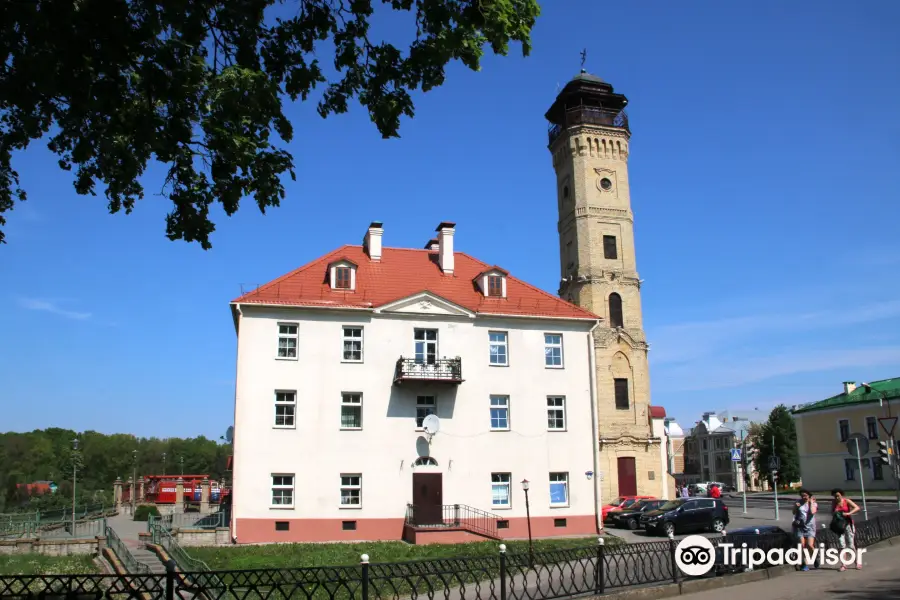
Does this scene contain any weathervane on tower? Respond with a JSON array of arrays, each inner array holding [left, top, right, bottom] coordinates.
[[580, 48, 587, 71]]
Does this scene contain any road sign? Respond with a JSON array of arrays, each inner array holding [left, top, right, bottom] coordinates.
[[768, 455, 780, 470], [847, 433, 870, 458], [879, 417, 898, 438], [730, 448, 742, 462]]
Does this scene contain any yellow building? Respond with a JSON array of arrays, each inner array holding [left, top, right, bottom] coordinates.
[[793, 378, 900, 492]]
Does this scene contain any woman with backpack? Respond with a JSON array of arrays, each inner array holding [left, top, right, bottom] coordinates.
[[831, 488, 862, 571], [792, 488, 818, 571]]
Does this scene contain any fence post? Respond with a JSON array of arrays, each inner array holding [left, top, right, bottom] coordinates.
[[454, 504, 460, 527], [668, 532, 679, 584], [876, 515, 885, 542], [360, 554, 370, 600], [499, 544, 507, 600], [595, 537, 605, 594], [165, 559, 176, 600]]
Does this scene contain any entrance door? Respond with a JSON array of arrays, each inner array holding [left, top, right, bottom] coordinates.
[[412, 473, 443, 525], [617, 457, 638, 496]]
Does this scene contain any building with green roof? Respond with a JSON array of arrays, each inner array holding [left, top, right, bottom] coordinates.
[[792, 378, 900, 492]]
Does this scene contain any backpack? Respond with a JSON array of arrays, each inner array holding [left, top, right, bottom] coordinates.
[[830, 511, 847, 535]]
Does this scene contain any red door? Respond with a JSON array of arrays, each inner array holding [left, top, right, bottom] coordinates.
[[617, 457, 638, 496], [412, 473, 443, 525]]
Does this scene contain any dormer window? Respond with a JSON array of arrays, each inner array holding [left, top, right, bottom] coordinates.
[[335, 267, 351, 289], [475, 267, 508, 299], [488, 275, 503, 297], [328, 259, 357, 291]]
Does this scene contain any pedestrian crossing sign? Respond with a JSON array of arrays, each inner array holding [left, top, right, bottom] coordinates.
[[730, 448, 742, 462]]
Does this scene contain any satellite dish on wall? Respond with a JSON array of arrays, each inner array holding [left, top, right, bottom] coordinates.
[[224, 426, 234, 443], [422, 415, 441, 443]]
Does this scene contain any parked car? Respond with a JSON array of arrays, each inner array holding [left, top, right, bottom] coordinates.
[[711, 525, 792, 575], [604, 499, 667, 530], [640, 497, 729, 536], [601, 495, 656, 519], [688, 483, 707, 496]]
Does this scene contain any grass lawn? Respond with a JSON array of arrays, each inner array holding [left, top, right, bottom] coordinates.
[[189, 536, 616, 570], [0, 554, 98, 575]]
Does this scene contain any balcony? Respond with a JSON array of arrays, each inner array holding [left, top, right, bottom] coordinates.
[[394, 357, 463, 385], [548, 106, 630, 144]]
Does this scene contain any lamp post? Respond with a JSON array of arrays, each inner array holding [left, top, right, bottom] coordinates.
[[862, 382, 900, 511], [162, 452, 167, 476], [521, 479, 534, 566], [132, 450, 138, 514], [180, 456, 184, 476], [71, 438, 79, 535]]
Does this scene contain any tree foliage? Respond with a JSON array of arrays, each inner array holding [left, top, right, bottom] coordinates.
[[749, 405, 801, 486], [0, 428, 230, 512], [0, 0, 540, 247]]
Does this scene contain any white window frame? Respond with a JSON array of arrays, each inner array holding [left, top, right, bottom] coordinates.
[[276, 322, 299, 360], [340, 474, 362, 508], [490, 395, 510, 431], [544, 333, 564, 368], [416, 396, 436, 429], [414, 329, 438, 365], [489, 331, 509, 366], [341, 393, 363, 430], [274, 390, 296, 429], [271, 474, 295, 508], [342, 326, 364, 363], [547, 396, 566, 431], [866, 415, 878, 440], [549, 472, 569, 507], [838, 419, 850, 442], [491, 473, 512, 509]]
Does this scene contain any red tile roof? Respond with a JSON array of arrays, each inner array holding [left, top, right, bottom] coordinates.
[[233, 245, 599, 320]]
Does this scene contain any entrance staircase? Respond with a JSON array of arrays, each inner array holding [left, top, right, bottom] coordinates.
[[403, 503, 501, 544]]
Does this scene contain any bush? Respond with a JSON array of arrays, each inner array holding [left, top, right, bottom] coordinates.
[[133, 504, 161, 521]]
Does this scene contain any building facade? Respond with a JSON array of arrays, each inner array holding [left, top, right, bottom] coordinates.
[[793, 379, 900, 492], [682, 410, 767, 490], [229, 223, 603, 543], [546, 71, 666, 500]]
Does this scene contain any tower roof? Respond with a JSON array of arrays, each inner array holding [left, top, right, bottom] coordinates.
[[544, 69, 628, 127]]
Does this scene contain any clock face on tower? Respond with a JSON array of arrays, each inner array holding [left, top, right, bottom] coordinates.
[[600, 178, 612, 191], [595, 168, 616, 193]]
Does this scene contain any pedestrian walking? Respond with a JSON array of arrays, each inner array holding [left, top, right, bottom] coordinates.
[[709, 484, 721, 499], [792, 488, 817, 571], [831, 488, 862, 571]]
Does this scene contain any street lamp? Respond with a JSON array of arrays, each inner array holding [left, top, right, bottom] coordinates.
[[71, 438, 79, 535], [132, 450, 138, 514], [521, 479, 534, 566], [861, 382, 899, 511], [180, 456, 185, 476], [162, 452, 167, 476]]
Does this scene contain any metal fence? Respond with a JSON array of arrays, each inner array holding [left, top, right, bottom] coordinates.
[[105, 525, 153, 575], [148, 509, 228, 532], [3, 511, 900, 600], [0, 503, 109, 538]]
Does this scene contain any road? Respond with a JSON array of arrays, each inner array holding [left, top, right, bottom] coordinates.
[[681, 541, 900, 599]]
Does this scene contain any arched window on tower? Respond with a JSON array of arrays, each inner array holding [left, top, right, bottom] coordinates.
[[609, 293, 624, 328]]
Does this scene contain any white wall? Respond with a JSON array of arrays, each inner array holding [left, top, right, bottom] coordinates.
[[232, 304, 597, 523]]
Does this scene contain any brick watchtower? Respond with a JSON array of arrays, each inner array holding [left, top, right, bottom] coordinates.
[[547, 70, 663, 501]]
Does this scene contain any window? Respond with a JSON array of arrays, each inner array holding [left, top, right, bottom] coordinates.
[[838, 419, 850, 442], [490, 396, 510, 430], [844, 459, 855, 481], [566, 241, 574, 267], [342, 327, 363, 362], [488, 275, 503, 297], [416, 396, 436, 428], [614, 378, 629, 410], [547, 396, 566, 431], [277, 323, 298, 359], [866, 417, 878, 440], [702, 439, 708, 451], [874, 461, 884, 481], [413, 457, 438, 467], [340, 474, 361, 507], [274, 391, 296, 428], [342, 521, 357, 531], [544, 334, 563, 368], [554, 518, 567, 528], [414, 329, 438, 365], [271, 475, 294, 507], [497, 520, 510, 529], [491, 473, 511, 508], [335, 267, 352, 289], [549, 472, 569, 506], [341, 393, 362, 429], [489, 331, 508, 366], [275, 521, 289, 531], [608, 293, 623, 328], [603, 235, 618, 260]]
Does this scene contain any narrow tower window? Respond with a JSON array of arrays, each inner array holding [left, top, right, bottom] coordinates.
[[603, 235, 618, 260], [608, 293, 623, 328], [614, 378, 629, 410]]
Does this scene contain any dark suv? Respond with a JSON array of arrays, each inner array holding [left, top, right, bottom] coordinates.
[[640, 497, 729, 536], [604, 499, 667, 530]]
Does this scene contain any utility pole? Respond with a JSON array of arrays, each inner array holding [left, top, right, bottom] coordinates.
[[132, 450, 138, 514], [71, 438, 79, 535], [854, 437, 869, 521], [741, 429, 747, 514], [772, 434, 779, 521]]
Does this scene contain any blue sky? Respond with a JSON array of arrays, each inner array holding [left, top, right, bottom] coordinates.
[[2, 1, 899, 439]]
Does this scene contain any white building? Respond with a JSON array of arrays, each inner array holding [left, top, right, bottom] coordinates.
[[229, 222, 604, 544]]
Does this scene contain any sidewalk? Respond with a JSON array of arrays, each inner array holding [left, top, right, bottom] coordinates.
[[680, 542, 900, 599], [735, 492, 899, 504]]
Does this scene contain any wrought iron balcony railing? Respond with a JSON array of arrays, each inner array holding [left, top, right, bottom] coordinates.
[[548, 107, 630, 144], [394, 357, 463, 384]]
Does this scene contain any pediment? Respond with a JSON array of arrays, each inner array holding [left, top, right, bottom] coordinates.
[[376, 292, 475, 318]]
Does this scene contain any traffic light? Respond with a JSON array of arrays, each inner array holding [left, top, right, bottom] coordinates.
[[877, 441, 891, 466]]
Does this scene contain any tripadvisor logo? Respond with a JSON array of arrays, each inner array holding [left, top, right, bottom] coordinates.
[[674, 535, 866, 576]]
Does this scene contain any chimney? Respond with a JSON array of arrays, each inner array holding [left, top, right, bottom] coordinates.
[[363, 221, 383, 261], [843, 381, 856, 394], [423, 239, 440, 251], [436, 222, 455, 275]]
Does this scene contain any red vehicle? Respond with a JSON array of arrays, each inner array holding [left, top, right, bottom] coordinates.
[[601, 495, 655, 519], [142, 475, 225, 504]]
